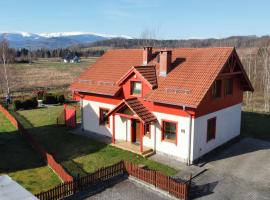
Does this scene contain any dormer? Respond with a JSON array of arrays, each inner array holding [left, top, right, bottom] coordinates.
[[117, 65, 157, 99]]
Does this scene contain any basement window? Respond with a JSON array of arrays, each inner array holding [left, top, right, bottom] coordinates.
[[225, 78, 233, 96], [212, 80, 222, 98], [131, 81, 142, 96], [99, 108, 110, 127], [207, 117, 216, 142]]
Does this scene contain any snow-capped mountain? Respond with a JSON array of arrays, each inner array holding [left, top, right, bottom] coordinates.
[[0, 32, 133, 49]]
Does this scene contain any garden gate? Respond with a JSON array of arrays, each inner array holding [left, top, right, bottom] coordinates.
[[64, 104, 78, 128]]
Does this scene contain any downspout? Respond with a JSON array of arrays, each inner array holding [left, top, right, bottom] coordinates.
[[183, 106, 193, 166]]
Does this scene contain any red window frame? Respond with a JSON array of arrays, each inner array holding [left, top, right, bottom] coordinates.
[[207, 117, 216, 142], [225, 78, 233, 96], [212, 80, 222, 98], [130, 81, 142, 97], [99, 107, 110, 127], [161, 119, 178, 145], [144, 124, 151, 138]]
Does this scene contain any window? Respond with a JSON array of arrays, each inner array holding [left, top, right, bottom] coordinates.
[[212, 80, 222, 98], [131, 81, 142, 96], [99, 108, 109, 126], [162, 120, 177, 144], [207, 117, 216, 142], [145, 124, 151, 138], [225, 79, 233, 96]]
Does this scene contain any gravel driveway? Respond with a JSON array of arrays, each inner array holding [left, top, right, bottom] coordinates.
[[191, 138, 270, 200]]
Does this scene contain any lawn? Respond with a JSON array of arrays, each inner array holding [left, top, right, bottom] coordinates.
[[0, 112, 61, 194], [241, 111, 270, 142], [16, 106, 177, 177]]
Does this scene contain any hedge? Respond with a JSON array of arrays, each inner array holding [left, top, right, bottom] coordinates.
[[13, 97, 38, 110]]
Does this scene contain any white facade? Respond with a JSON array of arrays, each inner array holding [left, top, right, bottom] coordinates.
[[82, 99, 242, 164], [191, 103, 242, 162]]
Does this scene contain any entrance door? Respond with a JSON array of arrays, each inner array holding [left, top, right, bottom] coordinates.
[[131, 119, 140, 144]]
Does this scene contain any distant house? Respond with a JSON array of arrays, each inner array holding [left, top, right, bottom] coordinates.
[[63, 55, 80, 63], [71, 47, 253, 165]]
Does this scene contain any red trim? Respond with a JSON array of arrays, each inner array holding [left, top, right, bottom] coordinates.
[[161, 119, 178, 145], [112, 114, 115, 144], [81, 93, 121, 105], [99, 107, 110, 127], [140, 122, 143, 152]]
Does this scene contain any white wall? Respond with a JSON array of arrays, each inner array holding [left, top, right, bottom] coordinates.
[[145, 112, 192, 163], [191, 103, 242, 162], [82, 99, 115, 137]]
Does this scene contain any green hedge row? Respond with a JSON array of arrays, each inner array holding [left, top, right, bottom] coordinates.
[[13, 97, 38, 110], [42, 93, 65, 104]]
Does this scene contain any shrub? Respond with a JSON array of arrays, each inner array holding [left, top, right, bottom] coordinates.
[[56, 94, 65, 104], [42, 93, 65, 104], [43, 93, 58, 104], [21, 97, 38, 110], [14, 97, 38, 110], [13, 100, 22, 110]]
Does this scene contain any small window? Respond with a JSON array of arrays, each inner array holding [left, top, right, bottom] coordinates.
[[207, 117, 216, 142], [145, 124, 151, 138], [99, 108, 109, 126], [131, 81, 142, 96], [225, 79, 233, 96], [212, 80, 222, 98], [162, 120, 177, 144]]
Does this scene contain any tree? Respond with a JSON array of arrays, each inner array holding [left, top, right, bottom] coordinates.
[[0, 39, 11, 97]]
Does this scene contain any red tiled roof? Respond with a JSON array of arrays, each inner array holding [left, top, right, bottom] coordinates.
[[107, 97, 157, 124], [71, 47, 252, 108]]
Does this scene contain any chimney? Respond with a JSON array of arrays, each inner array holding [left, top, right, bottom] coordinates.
[[159, 50, 172, 77], [143, 46, 152, 65]]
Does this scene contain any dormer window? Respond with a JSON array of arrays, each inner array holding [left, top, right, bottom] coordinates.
[[131, 81, 142, 96]]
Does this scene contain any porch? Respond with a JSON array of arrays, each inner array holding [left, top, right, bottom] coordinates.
[[111, 140, 155, 158], [107, 97, 157, 156]]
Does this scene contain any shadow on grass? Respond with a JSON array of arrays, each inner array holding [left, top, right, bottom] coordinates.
[[0, 129, 45, 174]]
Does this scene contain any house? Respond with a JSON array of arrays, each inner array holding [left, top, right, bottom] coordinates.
[[71, 47, 253, 164], [63, 55, 80, 63]]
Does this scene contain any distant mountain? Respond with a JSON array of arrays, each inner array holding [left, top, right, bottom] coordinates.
[[0, 32, 133, 49]]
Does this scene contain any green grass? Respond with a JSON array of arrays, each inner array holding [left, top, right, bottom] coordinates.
[[0, 112, 61, 194], [241, 111, 270, 142], [16, 106, 177, 177]]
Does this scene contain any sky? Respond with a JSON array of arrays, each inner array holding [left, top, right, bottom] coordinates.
[[0, 0, 269, 39]]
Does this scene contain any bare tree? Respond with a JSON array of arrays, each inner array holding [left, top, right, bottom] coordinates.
[[258, 47, 270, 112], [0, 39, 10, 97]]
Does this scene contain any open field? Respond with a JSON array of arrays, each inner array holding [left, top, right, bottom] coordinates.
[[0, 112, 61, 194], [15, 106, 177, 177], [0, 57, 97, 98]]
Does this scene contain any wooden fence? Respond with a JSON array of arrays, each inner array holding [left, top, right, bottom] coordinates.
[[124, 161, 190, 200], [36, 161, 190, 200], [0, 105, 73, 182], [36, 161, 125, 200]]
